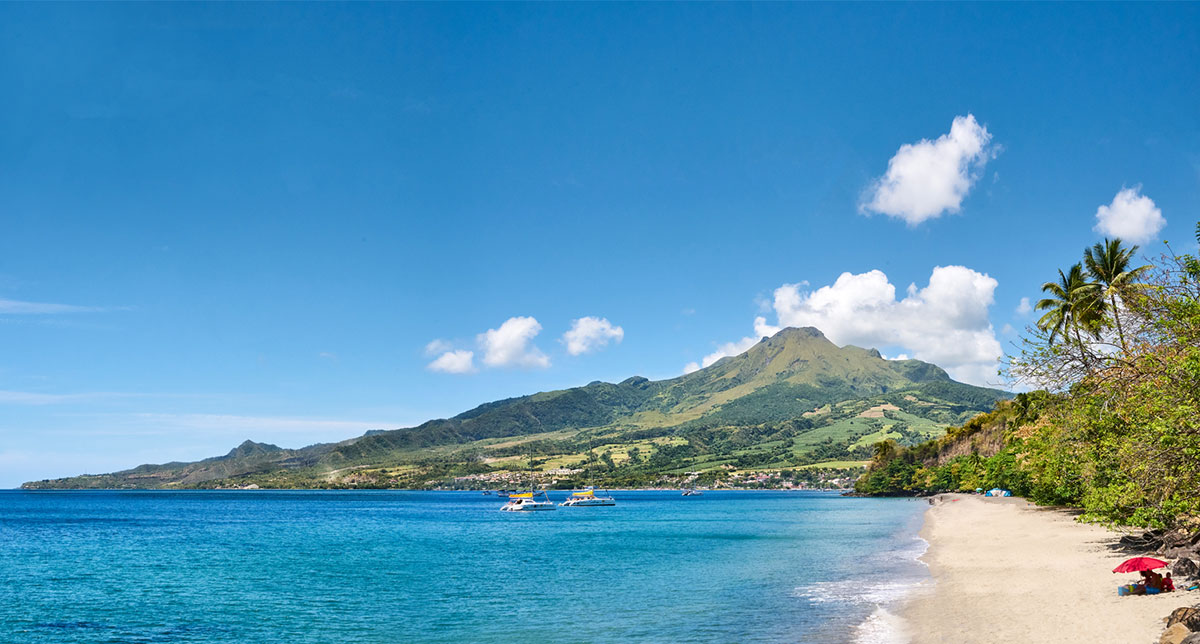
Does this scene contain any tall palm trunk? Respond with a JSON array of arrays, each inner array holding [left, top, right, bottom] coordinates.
[[1110, 293, 1127, 352], [1073, 318, 1091, 372]]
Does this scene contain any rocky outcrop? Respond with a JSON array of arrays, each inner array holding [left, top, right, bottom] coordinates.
[[1173, 557, 1200, 580], [1163, 623, 1193, 644]]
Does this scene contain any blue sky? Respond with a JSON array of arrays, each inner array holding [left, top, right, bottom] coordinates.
[[1, 3, 1197, 488]]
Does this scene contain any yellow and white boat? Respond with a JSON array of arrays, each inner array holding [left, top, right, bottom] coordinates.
[[499, 491, 556, 512], [559, 487, 615, 507]]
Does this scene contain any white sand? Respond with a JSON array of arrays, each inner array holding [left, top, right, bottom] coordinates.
[[902, 494, 1193, 644]]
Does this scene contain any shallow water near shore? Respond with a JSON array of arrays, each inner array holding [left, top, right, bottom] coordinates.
[[0, 490, 927, 643]]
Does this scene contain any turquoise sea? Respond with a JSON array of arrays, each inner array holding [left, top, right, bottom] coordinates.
[[0, 490, 927, 643]]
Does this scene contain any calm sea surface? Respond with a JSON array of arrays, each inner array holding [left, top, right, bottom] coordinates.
[[0, 490, 927, 643]]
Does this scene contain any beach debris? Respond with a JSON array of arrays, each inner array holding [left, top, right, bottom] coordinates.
[[1168, 606, 1200, 632], [1168, 531, 1200, 547], [1120, 530, 1167, 551], [1121, 523, 1200, 557]]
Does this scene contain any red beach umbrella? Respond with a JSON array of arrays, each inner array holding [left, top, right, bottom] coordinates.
[[1112, 557, 1168, 573]]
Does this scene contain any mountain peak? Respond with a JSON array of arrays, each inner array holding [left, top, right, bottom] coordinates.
[[680, 325, 956, 396], [754, 326, 837, 352], [224, 440, 282, 460], [773, 326, 828, 340]]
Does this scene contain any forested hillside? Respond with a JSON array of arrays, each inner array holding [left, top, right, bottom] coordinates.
[[857, 224, 1200, 529]]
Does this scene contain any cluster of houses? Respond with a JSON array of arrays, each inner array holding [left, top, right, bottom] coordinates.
[[435, 466, 859, 491], [448, 468, 584, 490], [718, 470, 858, 490]]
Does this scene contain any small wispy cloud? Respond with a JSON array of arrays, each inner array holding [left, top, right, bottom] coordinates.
[[427, 350, 476, 374], [127, 413, 395, 434], [424, 339, 454, 356], [0, 390, 150, 405], [0, 298, 108, 314]]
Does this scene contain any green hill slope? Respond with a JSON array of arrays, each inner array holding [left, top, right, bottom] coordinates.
[[23, 327, 1009, 490]]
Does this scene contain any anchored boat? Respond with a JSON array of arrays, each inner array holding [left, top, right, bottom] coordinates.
[[560, 486, 616, 507], [500, 448, 556, 512], [500, 491, 557, 511]]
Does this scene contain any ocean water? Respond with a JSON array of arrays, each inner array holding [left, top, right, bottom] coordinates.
[[0, 490, 928, 643]]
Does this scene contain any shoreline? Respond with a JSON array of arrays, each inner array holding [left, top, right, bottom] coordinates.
[[900, 494, 1190, 644], [9, 486, 853, 492]]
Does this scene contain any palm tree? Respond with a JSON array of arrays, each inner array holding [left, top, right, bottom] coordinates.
[[1083, 238, 1149, 351], [1036, 263, 1102, 349]]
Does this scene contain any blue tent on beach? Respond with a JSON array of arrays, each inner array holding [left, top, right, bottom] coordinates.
[[985, 488, 1012, 497]]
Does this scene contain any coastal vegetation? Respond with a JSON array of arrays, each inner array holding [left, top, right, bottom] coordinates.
[[856, 222, 1200, 530], [24, 328, 1006, 491]]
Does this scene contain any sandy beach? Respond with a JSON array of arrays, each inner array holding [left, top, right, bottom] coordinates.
[[903, 494, 1192, 644]]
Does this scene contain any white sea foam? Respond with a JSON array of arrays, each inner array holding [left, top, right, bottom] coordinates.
[[792, 530, 931, 644], [853, 606, 911, 644], [792, 578, 928, 606], [889, 536, 930, 566]]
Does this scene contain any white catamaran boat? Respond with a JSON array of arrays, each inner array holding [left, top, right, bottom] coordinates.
[[559, 486, 615, 507], [500, 491, 557, 512], [500, 449, 556, 512]]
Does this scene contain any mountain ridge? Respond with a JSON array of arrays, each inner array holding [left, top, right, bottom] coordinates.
[[22, 327, 1009, 489]]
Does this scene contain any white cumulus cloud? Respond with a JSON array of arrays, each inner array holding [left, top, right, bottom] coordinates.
[[685, 266, 1003, 386], [427, 350, 476, 374], [1016, 297, 1032, 316], [563, 317, 624, 355], [861, 114, 996, 225], [479, 316, 550, 368], [1093, 186, 1165, 244]]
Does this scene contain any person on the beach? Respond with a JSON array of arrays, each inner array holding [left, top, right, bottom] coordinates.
[[1164, 573, 1175, 592]]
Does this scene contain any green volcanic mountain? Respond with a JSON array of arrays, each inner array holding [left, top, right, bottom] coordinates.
[[23, 327, 1009, 490]]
